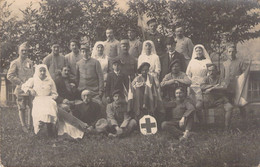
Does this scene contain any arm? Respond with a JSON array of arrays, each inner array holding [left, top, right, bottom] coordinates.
[[42, 56, 50, 69], [7, 61, 22, 85], [76, 63, 80, 88], [50, 80, 58, 100], [96, 61, 104, 96], [120, 110, 132, 128], [106, 104, 118, 126], [105, 73, 111, 98], [155, 55, 161, 77], [21, 78, 34, 94], [183, 100, 195, 118], [174, 73, 192, 86]]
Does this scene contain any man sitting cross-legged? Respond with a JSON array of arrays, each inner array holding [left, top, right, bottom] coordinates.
[[72, 90, 108, 133], [200, 63, 233, 130], [106, 89, 137, 137], [161, 87, 195, 141]]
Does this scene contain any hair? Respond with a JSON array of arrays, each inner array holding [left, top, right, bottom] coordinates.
[[226, 44, 237, 51], [175, 26, 183, 31], [106, 27, 113, 31], [175, 86, 185, 93], [69, 38, 80, 47]]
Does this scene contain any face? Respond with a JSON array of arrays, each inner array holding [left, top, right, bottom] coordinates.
[[106, 29, 114, 40], [166, 44, 176, 52], [52, 44, 60, 55], [195, 47, 204, 58], [141, 65, 149, 76], [121, 43, 129, 54], [112, 63, 120, 71], [227, 48, 236, 60], [19, 47, 29, 59], [207, 66, 218, 77], [97, 44, 104, 55], [148, 22, 157, 32], [39, 67, 47, 80], [145, 42, 152, 55], [127, 30, 135, 40], [171, 63, 181, 74], [175, 27, 183, 37], [82, 94, 92, 103], [113, 94, 120, 105], [61, 67, 70, 78], [81, 49, 90, 59], [70, 42, 79, 52], [175, 89, 185, 101]]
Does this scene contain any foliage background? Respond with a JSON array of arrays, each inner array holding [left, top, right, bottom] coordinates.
[[1, 0, 260, 72]]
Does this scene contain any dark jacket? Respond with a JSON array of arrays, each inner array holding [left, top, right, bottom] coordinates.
[[160, 51, 186, 81], [55, 76, 80, 104], [106, 71, 129, 99]]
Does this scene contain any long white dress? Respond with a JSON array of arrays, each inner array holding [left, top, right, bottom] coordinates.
[[22, 64, 85, 138], [22, 73, 58, 134], [186, 44, 212, 102]]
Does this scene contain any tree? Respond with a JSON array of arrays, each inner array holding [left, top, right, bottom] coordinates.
[[127, 0, 260, 61], [0, 1, 22, 72]]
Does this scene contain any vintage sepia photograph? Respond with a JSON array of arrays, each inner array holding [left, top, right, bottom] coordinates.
[[0, 0, 260, 166]]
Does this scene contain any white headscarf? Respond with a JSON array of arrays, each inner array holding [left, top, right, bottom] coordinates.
[[140, 40, 157, 56], [91, 41, 105, 58], [191, 44, 211, 60], [34, 64, 52, 82]]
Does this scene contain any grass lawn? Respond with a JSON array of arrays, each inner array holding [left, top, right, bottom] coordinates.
[[0, 106, 260, 167]]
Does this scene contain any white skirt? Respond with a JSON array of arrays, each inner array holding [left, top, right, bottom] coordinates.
[[32, 96, 58, 134]]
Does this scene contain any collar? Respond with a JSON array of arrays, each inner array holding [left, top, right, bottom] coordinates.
[[83, 57, 91, 61], [114, 70, 120, 75], [195, 57, 206, 60], [106, 38, 115, 42]]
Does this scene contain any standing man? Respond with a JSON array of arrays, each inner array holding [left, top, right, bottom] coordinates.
[[160, 37, 186, 81], [144, 18, 166, 58], [43, 41, 66, 80], [76, 44, 104, 104], [103, 28, 120, 60], [175, 26, 194, 68], [65, 38, 82, 82], [7, 42, 34, 133], [221, 44, 247, 120], [127, 27, 142, 60], [117, 39, 137, 81]]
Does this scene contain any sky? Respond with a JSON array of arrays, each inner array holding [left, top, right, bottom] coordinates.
[[6, 0, 128, 18]]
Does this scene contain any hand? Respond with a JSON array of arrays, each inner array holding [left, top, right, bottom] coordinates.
[[62, 99, 70, 104], [204, 89, 212, 94], [179, 117, 185, 128], [115, 126, 123, 135], [29, 89, 37, 96]]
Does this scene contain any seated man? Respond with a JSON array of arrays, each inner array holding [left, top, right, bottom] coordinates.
[[200, 63, 233, 129], [72, 90, 107, 133], [161, 87, 195, 141], [160, 59, 191, 100], [55, 66, 81, 111], [106, 89, 137, 137]]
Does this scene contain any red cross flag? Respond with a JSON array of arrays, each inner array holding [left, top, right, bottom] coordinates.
[[139, 115, 157, 135]]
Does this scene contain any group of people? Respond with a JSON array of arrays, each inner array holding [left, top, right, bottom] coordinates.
[[7, 18, 247, 141]]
